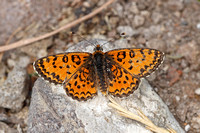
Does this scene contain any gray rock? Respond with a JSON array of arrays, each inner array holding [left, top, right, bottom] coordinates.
[[197, 23, 200, 29], [151, 12, 163, 24], [133, 15, 145, 28], [7, 55, 30, 69], [166, 0, 184, 11], [177, 40, 200, 64], [115, 3, 124, 17], [195, 88, 200, 95], [0, 66, 28, 111], [141, 11, 150, 18], [130, 2, 139, 14], [146, 38, 167, 52], [126, 2, 139, 15], [117, 26, 139, 37], [0, 122, 18, 133], [143, 25, 163, 40], [20, 38, 53, 58], [28, 40, 184, 133], [0, 63, 6, 85]]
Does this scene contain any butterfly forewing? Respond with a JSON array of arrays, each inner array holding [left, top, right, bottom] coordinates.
[[34, 53, 91, 84], [105, 48, 164, 78]]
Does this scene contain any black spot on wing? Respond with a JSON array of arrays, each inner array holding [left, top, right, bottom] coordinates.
[[62, 55, 68, 63], [129, 50, 135, 58], [128, 65, 133, 70], [117, 51, 126, 62], [71, 55, 81, 65], [74, 81, 77, 86], [140, 49, 144, 55], [77, 85, 81, 89], [53, 56, 57, 61]]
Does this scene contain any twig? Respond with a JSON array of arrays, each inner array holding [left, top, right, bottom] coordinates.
[[108, 96, 176, 133], [0, 0, 115, 52]]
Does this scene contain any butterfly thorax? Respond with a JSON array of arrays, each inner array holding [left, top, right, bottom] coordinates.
[[93, 48, 108, 95]]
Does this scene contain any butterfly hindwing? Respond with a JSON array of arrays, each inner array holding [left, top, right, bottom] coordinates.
[[34, 52, 91, 84], [64, 60, 97, 101], [105, 48, 164, 77], [105, 59, 140, 97]]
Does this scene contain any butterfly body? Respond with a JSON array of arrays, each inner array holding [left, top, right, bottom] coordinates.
[[34, 44, 164, 101], [93, 51, 107, 94]]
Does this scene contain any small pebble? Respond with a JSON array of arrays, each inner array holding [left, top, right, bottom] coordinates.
[[37, 49, 47, 58], [196, 72, 200, 80], [133, 15, 145, 28], [151, 12, 163, 24], [154, 87, 158, 92], [117, 26, 137, 37], [185, 124, 190, 132], [181, 20, 188, 26], [197, 23, 200, 29], [195, 88, 200, 95], [130, 2, 139, 14], [175, 96, 180, 102], [7, 59, 16, 68]]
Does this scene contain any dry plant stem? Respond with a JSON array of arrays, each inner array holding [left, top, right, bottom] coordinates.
[[0, 0, 115, 52], [108, 96, 176, 133]]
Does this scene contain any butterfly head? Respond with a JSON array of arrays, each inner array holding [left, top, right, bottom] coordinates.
[[94, 44, 103, 52]]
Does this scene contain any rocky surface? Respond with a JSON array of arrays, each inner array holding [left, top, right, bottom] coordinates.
[[29, 77, 185, 133], [0, 122, 18, 133], [0, 65, 28, 111]]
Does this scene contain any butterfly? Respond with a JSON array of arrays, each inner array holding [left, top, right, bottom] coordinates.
[[33, 44, 164, 101]]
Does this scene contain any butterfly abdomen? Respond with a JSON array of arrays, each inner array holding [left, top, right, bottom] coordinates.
[[93, 51, 107, 95]]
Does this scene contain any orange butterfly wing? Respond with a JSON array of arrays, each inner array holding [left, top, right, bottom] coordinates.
[[105, 61, 140, 97], [34, 52, 91, 84], [34, 53, 97, 101], [64, 60, 97, 101], [105, 48, 164, 77], [105, 48, 164, 96]]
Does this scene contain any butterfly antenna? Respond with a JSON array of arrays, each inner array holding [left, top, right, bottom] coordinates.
[[101, 38, 115, 47], [70, 32, 96, 47]]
